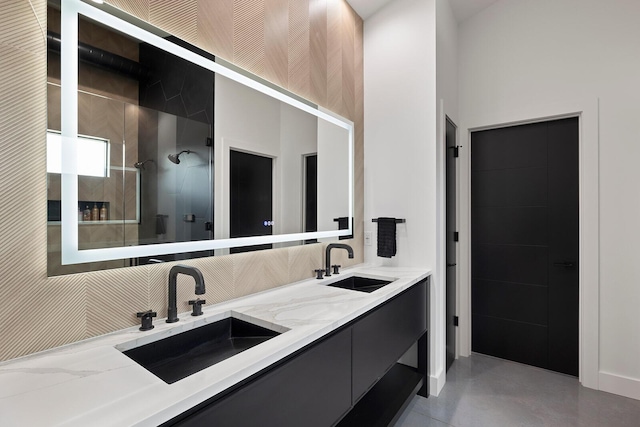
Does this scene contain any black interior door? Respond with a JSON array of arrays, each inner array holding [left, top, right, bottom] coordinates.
[[445, 117, 457, 372], [230, 150, 273, 253], [471, 117, 579, 376], [304, 154, 317, 233]]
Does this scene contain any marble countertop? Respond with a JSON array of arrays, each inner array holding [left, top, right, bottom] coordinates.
[[0, 264, 430, 427]]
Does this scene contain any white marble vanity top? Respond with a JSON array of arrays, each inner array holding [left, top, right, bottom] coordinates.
[[0, 264, 430, 426]]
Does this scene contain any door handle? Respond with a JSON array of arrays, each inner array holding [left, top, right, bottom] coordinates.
[[447, 263, 457, 267], [553, 261, 576, 269]]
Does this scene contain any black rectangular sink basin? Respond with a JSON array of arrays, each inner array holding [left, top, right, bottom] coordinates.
[[122, 317, 282, 384], [327, 276, 392, 293]]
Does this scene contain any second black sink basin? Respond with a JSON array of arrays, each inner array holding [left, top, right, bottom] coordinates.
[[327, 276, 392, 293], [122, 317, 282, 384]]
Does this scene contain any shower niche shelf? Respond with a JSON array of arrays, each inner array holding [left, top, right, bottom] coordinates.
[[48, 200, 117, 224]]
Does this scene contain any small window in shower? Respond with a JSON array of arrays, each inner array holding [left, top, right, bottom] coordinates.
[[46, 130, 110, 178]]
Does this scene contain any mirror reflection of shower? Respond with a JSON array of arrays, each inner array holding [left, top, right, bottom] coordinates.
[[168, 150, 192, 164], [134, 159, 155, 170]]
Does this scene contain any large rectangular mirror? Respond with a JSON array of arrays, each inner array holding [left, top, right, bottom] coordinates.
[[47, 0, 353, 274]]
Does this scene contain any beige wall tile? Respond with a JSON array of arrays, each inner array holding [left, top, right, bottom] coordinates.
[[341, 2, 355, 121], [233, 0, 266, 75], [0, 44, 48, 283], [47, 83, 61, 130], [187, 256, 235, 306], [90, 17, 139, 61], [326, 0, 342, 114], [197, 0, 234, 62], [288, 0, 311, 98], [0, 0, 46, 55], [85, 265, 150, 337], [175, 256, 235, 314], [233, 248, 289, 297], [150, 0, 198, 44], [264, 0, 289, 88], [47, 173, 61, 200], [148, 261, 173, 316], [287, 243, 323, 283], [107, 0, 149, 22], [0, 274, 87, 361], [309, 0, 327, 106]]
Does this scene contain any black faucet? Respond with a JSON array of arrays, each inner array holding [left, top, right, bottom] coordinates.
[[325, 243, 354, 277], [167, 264, 206, 323]]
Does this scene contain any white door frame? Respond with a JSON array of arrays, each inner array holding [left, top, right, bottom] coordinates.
[[456, 97, 600, 390]]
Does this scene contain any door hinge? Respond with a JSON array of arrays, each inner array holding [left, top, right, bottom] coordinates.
[[453, 316, 459, 327], [454, 231, 459, 242], [448, 145, 462, 158]]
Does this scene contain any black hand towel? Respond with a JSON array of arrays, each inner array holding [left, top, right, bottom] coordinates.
[[155, 214, 167, 235], [377, 217, 397, 258]]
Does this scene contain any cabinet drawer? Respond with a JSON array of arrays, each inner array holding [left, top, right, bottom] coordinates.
[[174, 327, 352, 427], [352, 280, 427, 402]]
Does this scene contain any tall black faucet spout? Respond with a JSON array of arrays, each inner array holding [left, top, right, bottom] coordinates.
[[325, 243, 354, 276], [167, 265, 206, 323]]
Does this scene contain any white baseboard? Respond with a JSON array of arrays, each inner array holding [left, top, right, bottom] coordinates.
[[599, 371, 640, 401], [429, 368, 446, 396]]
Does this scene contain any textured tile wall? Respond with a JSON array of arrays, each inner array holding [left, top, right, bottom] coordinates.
[[0, 0, 363, 362]]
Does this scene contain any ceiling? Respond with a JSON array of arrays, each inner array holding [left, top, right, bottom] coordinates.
[[345, 0, 394, 20], [346, 0, 500, 22], [448, 0, 500, 22]]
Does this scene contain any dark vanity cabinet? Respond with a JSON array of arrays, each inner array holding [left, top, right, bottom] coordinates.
[[165, 278, 428, 427], [352, 281, 427, 402], [174, 328, 352, 427]]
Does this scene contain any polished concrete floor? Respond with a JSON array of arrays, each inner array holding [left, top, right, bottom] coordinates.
[[395, 353, 640, 427]]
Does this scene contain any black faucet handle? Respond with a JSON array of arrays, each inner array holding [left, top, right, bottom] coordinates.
[[136, 310, 157, 331], [315, 269, 325, 279], [331, 264, 341, 275], [188, 298, 206, 316]]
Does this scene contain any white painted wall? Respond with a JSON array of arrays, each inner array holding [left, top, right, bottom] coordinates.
[[457, 0, 640, 400], [435, 0, 459, 371], [363, 0, 441, 393], [279, 103, 317, 237], [317, 119, 350, 235], [214, 73, 280, 246], [436, 0, 458, 125], [214, 74, 317, 247]]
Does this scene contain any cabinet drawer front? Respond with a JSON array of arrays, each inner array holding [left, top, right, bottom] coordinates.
[[175, 328, 352, 427], [352, 280, 427, 402]]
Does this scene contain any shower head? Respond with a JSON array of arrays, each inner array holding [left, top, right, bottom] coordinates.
[[168, 150, 192, 164], [134, 159, 155, 170]]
